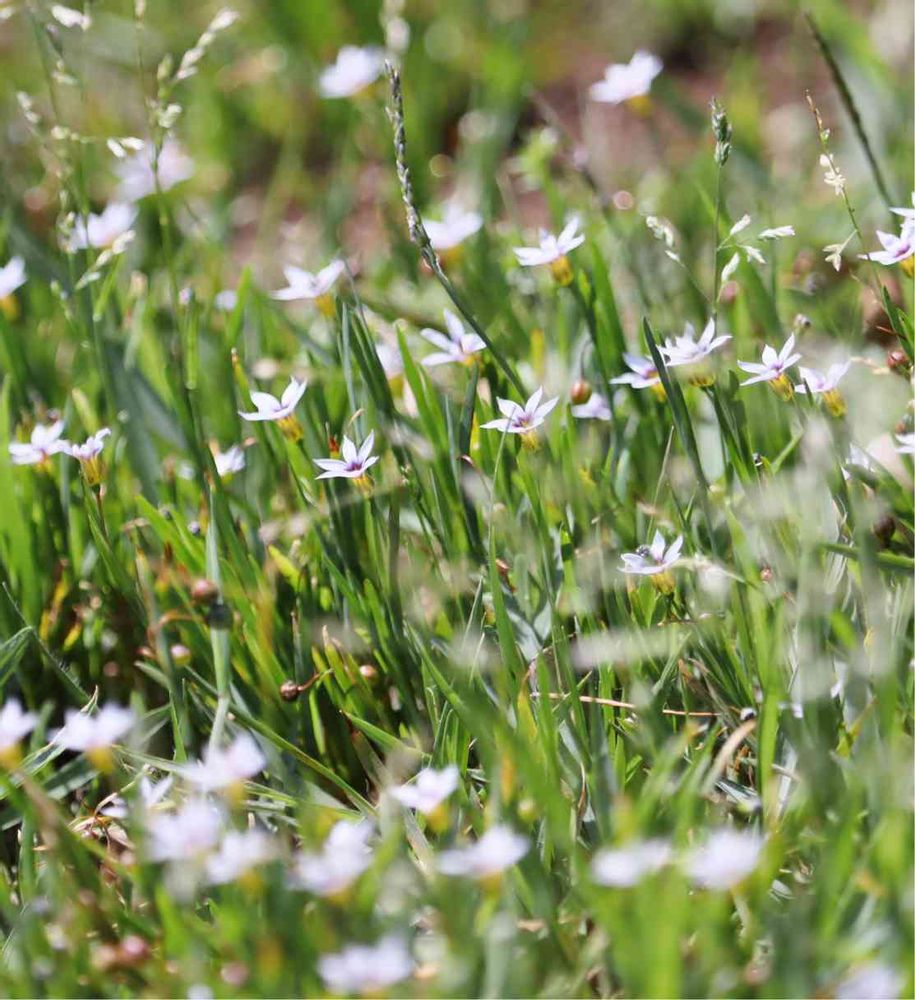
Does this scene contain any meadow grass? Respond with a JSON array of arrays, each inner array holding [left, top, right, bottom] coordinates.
[[0, 1, 911, 996]]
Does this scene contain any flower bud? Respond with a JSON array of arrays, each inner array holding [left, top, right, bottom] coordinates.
[[570, 379, 592, 405]]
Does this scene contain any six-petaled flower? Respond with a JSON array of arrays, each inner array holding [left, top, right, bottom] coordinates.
[[9, 420, 69, 467], [271, 260, 345, 316], [795, 360, 851, 417], [437, 824, 529, 888], [610, 353, 665, 399], [424, 202, 483, 264], [620, 530, 684, 594], [66, 428, 111, 486], [53, 704, 135, 772], [738, 334, 802, 399], [318, 46, 385, 99], [66, 203, 137, 252], [659, 320, 731, 386], [239, 377, 307, 440], [860, 218, 915, 272], [314, 431, 379, 490], [513, 218, 585, 285], [420, 310, 485, 367], [589, 51, 662, 109], [481, 386, 559, 447]]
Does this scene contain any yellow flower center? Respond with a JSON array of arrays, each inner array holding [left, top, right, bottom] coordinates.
[[277, 415, 303, 441], [649, 382, 667, 402], [823, 388, 846, 418], [900, 257, 915, 277], [549, 255, 574, 286], [627, 93, 653, 116], [767, 373, 794, 401], [0, 294, 19, 321], [315, 293, 336, 318], [651, 570, 675, 595]]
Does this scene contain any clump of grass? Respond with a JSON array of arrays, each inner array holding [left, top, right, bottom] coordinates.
[[0, 2, 910, 997]]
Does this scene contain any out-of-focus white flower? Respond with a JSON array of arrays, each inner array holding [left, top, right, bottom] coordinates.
[[860, 219, 915, 267], [895, 432, 915, 455], [318, 46, 385, 99], [481, 387, 559, 441], [738, 334, 802, 398], [795, 360, 851, 417], [513, 218, 584, 284], [390, 765, 459, 816], [145, 799, 223, 863], [0, 699, 37, 767], [53, 704, 135, 771], [103, 774, 173, 820], [589, 51, 662, 105], [8, 420, 69, 466], [213, 444, 246, 477], [835, 961, 903, 1000], [52, 4, 91, 29], [115, 140, 194, 202], [890, 192, 915, 221], [66, 203, 137, 251], [318, 936, 413, 995], [238, 378, 307, 440], [437, 824, 529, 881], [65, 428, 111, 485], [376, 342, 404, 383], [214, 289, 237, 311], [424, 203, 483, 254], [314, 431, 379, 484], [291, 819, 373, 897], [206, 829, 276, 885], [271, 261, 345, 316], [610, 353, 664, 398], [820, 154, 845, 196], [659, 320, 731, 385], [420, 310, 485, 367], [571, 393, 612, 421], [685, 828, 764, 890], [758, 225, 795, 240], [0, 256, 26, 298], [179, 733, 266, 795], [620, 531, 683, 594], [592, 838, 673, 888]]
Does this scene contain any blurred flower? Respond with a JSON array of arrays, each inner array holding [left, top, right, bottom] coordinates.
[[238, 377, 306, 440], [103, 774, 173, 820], [206, 829, 276, 886], [835, 961, 903, 1000], [890, 192, 915, 221], [738, 334, 802, 399], [66, 203, 137, 251], [591, 838, 672, 888], [390, 765, 459, 820], [620, 530, 683, 594], [53, 704, 134, 772], [895, 432, 915, 455], [819, 154, 845, 196], [318, 46, 385, 99], [860, 219, 915, 269], [180, 733, 266, 797], [9, 420, 69, 466], [513, 218, 584, 285], [795, 361, 851, 417], [424, 202, 483, 259], [571, 392, 611, 421], [115, 139, 194, 202], [214, 289, 237, 311], [758, 225, 795, 239], [659, 320, 731, 386], [0, 699, 37, 768], [314, 431, 379, 489], [318, 936, 413, 995], [437, 824, 529, 884], [0, 256, 26, 299], [420, 310, 485, 367], [685, 828, 764, 890], [823, 233, 853, 271], [66, 428, 111, 486], [271, 260, 345, 316], [610, 353, 665, 399], [291, 820, 373, 898], [51, 4, 91, 29], [145, 798, 223, 863], [212, 444, 245, 478], [376, 342, 404, 385], [481, 386, 558, 446], [589, 51, 662, 107]]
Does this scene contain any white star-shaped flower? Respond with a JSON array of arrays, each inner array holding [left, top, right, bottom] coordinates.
[[314, 431, 379, 481], [571, 392, 612, 421], [291, 819, 373, 897], [424, 203, 483, 252], [271, 260, 345, 302], [796, 360, 850, 396], [390, 765, 459, 815], [0, 699, 37, 760], [620, 531, 683, 576], [145, 798, 224, 863], [66, 203, 137, 251], [318, 46, 385, 99], [513, 218, 584, 268], [206, 828, 276, 885], [318, 936, 413, 995], [212, 444, 246, 477], [591, 838, 673, 887], [685, 828, 764, 890], [610, 353, 662, 391], [238, 377, 307, 423], [179, 733, 266, 793], [0, 256, 26, 298], [66, 428, 111, 463], [9, 420, 69, 466], [589, 51, 662, 105], [437, 824, 529, 880], [738, 334, 802, 386], [860, 219, 915, 266], [481, 386, 559, 435], [659, 319, 731, 369], [53, 704, 135, 766], [115, 139, 194, 202], [420, 310, 485, 367]]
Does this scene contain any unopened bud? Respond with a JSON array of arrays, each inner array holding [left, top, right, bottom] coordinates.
[[190, 579, 219, 605], [570, 379, 592, 405]]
